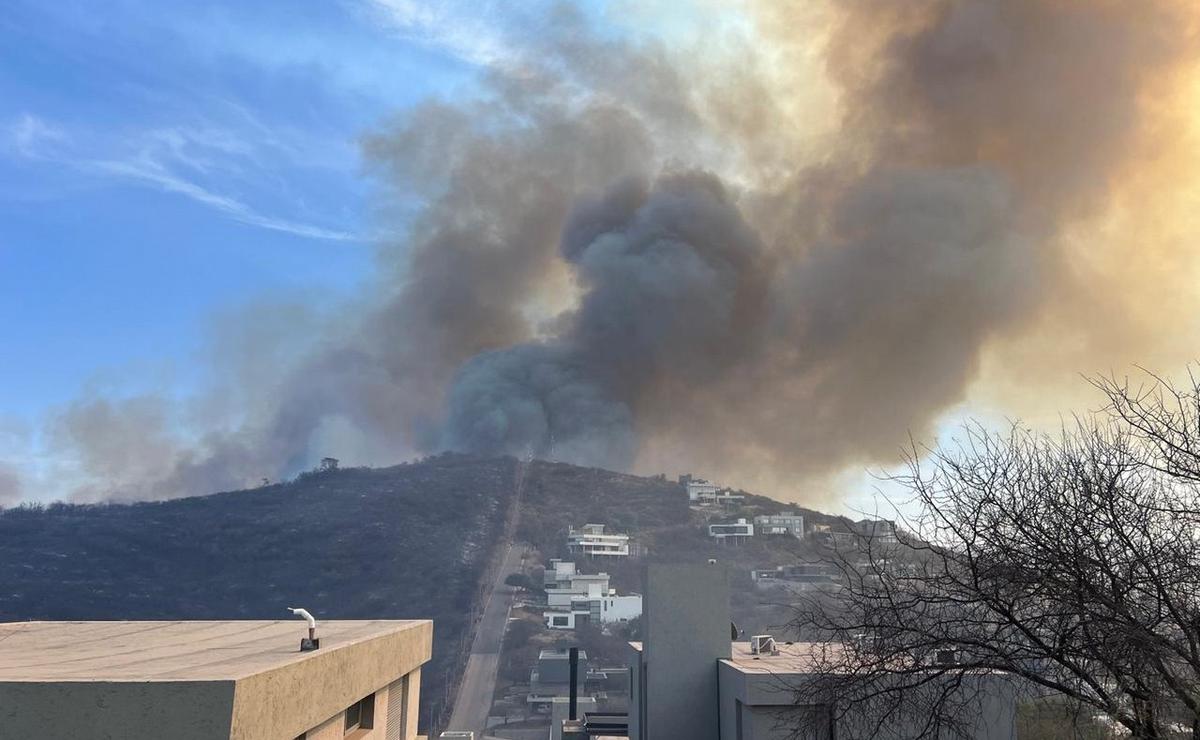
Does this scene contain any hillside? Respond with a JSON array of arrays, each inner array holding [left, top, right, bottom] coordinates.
[[0, 454, 520, 726], [0, 455, 852, 734], [514, 460, 849, 638]]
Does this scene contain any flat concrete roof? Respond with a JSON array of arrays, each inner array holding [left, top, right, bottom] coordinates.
[[724, 640, 849, 675], [0, 619, 428, 681]]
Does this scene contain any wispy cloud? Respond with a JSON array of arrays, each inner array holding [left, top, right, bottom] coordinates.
[[358, 0, 522, 68], [3, 113, 69, 158], [88, 156, 358, 242], [3, 113, 359, 243]]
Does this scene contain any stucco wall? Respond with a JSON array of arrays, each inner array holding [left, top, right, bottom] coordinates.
[[230, 620, 432, 740], [0, 679, 235, 740], [292, 666, 423, 740], [0, 621, 431, 740]]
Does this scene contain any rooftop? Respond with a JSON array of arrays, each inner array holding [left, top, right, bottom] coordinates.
[[723, 640, 848, 675], [0, 619, 428, 681]]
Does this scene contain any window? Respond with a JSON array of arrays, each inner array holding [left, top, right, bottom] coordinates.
[[552, 616, 569, 626], [344, 693, 375, 735]]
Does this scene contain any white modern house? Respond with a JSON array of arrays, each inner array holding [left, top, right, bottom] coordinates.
[[686, 480, 746, 506], [567, 524, 630, 558], [754, 512, 805, 538], [687, 479, 721, 502], [547, 570, 613, 608], [545, 582, 643, 630], [708, 519, 754, 542]]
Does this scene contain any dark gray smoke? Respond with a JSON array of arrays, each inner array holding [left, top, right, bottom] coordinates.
[[442, 172, 769, 465], [31, 0, 1200, 502]]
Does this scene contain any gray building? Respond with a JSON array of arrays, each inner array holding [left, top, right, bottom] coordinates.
[[628, 563, 730, 740], [718, 641, 1017, 740], [624, 563, 1017, 740]]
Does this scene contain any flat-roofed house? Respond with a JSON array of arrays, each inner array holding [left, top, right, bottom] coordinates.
[[0, 619, 431, 740], [566, 524, 630, 558]]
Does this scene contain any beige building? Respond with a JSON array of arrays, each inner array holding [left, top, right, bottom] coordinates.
[[0, 619, 432, 740]]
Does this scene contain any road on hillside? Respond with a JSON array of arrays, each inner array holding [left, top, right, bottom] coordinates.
[[445, 542, 527, 739]]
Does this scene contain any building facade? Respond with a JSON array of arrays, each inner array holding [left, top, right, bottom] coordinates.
[[622, 563, 1016, 740], [567, 524, 630, 558], [686, 479, 721, 503], [753, 512, 805, 537], [0, 619, 432, 740], [708, 518, 754, 542], [545, 583, 642, 630], [544, 559, 578, 588], [547, 573, 613, 608], [718, 641, 1016, 740]]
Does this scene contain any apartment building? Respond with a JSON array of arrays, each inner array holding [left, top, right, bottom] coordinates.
[[0, 619, 431, 740], [567, 524, 630, 558]]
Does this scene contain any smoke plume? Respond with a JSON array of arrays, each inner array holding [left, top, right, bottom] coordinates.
[[30, 0, 1200, 501]]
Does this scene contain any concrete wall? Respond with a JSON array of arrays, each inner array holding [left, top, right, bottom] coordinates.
[[0, 622, 431, 740], [0, 679, 235, 740], [643, 563, 730, 740], [273, 666, 424, 740], [718, 660, 1017, 740], [230, 620, 432, 740]]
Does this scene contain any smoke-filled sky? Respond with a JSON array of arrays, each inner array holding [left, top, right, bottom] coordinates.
[[4, 0, 1200, 507]]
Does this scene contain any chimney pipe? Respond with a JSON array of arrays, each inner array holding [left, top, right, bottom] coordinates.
[[289, 607, 320, 651], [568, 646, 579, 721]]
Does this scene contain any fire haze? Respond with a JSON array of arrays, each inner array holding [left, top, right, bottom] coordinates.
[[29, 0, 1200, 503]]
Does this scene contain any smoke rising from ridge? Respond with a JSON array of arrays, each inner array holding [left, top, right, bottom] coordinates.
[[26, 0, 1200, 502]]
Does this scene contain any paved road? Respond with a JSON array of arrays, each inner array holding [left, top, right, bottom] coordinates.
[[445, 542, 527, 738]]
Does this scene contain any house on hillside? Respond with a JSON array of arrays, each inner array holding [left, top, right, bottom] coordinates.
[[567, 524, 630, 558], [754, 512, 805, 538], [684, 477, 746, 506], [855, 518, 898, 543], [708, 518, 754, 543], [544, 558, 577, 588], [528, 648, 600, 727], [811, 518, 899, 549], [545, 582, 643, 630], [751, 563, 840, 592], [546, 568, 613, 608]]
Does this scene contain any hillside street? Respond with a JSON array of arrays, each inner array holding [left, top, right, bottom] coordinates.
[[446, 542, 527, 738]]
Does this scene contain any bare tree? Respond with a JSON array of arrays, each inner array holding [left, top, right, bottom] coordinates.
[[788, 370, 1200, 739]]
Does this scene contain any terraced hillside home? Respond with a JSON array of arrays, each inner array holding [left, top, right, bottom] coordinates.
[[566, 524, 630, 558], [0, 619, 431, 740], [753, 512, 805, 538]]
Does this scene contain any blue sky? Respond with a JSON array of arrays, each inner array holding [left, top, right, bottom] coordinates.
[[0, 0, 500, 422]]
